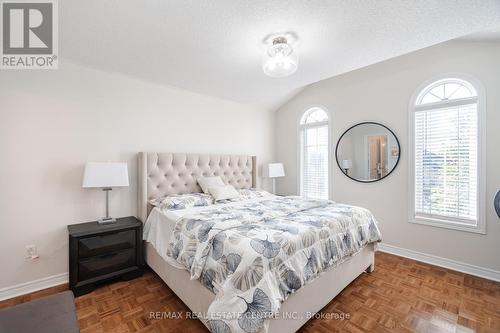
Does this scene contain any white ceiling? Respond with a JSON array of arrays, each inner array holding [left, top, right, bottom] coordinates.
[[61, 1, 500, 110]]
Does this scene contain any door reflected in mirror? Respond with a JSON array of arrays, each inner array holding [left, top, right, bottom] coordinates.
[[336, 122, 400, 182]]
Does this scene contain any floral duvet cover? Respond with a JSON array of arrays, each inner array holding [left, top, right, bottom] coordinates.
[[165, 196, 381, 333]]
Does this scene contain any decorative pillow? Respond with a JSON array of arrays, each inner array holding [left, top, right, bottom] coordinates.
[[215, 188, 272, 204], [208, 185, 241, 202], [197, 176, 225, 193], [238, 188, 272, 200], [149, 193, 214, 210]]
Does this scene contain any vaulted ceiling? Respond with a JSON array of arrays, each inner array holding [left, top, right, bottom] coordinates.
[[61, 1, 500, 110]]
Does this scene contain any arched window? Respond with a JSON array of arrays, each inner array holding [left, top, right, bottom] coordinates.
[[410, 77, 485, 233], [299, 107, 330, 199]]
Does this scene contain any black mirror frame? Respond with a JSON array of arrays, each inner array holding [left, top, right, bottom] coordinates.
[[335, 121, 401, 183]]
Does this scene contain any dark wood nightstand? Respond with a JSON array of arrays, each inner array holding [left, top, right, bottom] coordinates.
[[68, 216, 143, 296]]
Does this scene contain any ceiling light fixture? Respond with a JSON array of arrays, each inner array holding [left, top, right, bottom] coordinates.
[[262, 36, 298, 78]]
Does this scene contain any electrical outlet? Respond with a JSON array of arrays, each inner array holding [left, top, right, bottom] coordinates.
[[25, 244, 39, 260]]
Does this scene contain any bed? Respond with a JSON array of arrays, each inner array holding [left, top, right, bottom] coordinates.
[[138, 152, 380, 333]]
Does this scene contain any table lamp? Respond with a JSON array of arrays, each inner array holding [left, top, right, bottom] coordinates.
[[82, 162, 129, 224], [341, 159, 352, 175], [266, 163, 285, 194]]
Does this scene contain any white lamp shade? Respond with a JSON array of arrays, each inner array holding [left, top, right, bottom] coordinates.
[[341, 159, 352, 169], [266, 163, 285, 178], [82, 162, 129, 188]]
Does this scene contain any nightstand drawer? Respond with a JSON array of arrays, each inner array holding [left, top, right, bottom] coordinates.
[[78, 248, 136, 281], [68, 216, 143, 295], [78, 230, 136, 258]]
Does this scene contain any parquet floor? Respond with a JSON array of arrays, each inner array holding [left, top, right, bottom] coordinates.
[[1, 252, 499, 332]]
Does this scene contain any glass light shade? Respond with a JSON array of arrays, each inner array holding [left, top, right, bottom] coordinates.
[[262, 40, 298, 78]]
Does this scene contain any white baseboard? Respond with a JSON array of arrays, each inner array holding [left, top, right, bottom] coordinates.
[[378, 243, 500, 282], [0, 273, 68, 301], [1, 244, 499, 301]]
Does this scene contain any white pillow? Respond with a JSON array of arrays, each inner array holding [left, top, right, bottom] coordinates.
[[197, 176, 225, 193], [149, 193, 214, 210], [209, 185, 240, 201]]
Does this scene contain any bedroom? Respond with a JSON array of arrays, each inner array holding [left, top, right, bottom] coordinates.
[[0, 1, 499, 332]]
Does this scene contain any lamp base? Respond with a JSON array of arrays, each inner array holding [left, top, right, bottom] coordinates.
[[98, 217, 116, 224]]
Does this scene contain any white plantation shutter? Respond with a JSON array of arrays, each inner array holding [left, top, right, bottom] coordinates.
[[300, 108, 329, 199], [412, 78, 482, 229]]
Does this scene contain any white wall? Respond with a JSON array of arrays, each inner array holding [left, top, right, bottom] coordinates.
[[0, 61, 274, 289], [275, 41, 500, 272]]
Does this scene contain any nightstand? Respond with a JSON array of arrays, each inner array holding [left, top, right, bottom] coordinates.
[[68, 216, 143, 296]]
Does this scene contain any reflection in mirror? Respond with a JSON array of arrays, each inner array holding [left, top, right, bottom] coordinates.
[[336, 122, 400, 182]]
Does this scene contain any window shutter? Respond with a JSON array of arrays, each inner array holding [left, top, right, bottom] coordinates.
[[414, 102, 478, 223], [301, 124, 329, 199]]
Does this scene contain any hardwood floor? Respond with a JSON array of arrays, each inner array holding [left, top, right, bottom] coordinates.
[[1, 252, 499, 332]]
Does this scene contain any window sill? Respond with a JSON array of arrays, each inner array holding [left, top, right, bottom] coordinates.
[[409, 216, 486, 234]]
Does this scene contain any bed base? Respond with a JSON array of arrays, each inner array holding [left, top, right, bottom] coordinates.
[[145, 242, 375, 333]]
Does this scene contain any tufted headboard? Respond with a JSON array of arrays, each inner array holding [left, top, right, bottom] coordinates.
[[137, 152, 257, 222]]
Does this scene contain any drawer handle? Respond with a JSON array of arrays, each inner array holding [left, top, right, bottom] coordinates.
[[99, 252, 118, 259]]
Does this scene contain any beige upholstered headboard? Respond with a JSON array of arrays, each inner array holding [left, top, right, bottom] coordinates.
[[138, 152, 257, 222]]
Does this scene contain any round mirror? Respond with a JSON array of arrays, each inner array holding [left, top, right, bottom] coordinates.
[[335, 122, 400, 183]]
